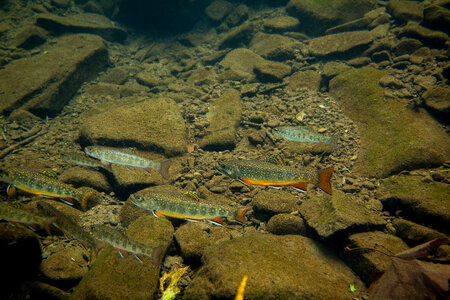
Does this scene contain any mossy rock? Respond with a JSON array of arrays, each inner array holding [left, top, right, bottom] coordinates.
[[329, 67, 450, 178], [380, 175, 450, 233]]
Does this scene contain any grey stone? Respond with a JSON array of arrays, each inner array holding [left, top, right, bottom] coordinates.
[[0, 34, 107, 117], [300, 190, 386, 239], [184, 233, 365, 299]]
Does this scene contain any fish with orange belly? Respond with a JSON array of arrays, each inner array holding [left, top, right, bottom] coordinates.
[[214, 156, 333, 195], [130, 191, 251, 226], [0, 168, 94, 210]]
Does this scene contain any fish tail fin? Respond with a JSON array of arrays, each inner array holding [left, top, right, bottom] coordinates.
[[43, 217, 56, 235], [152, 245, 166, 267], [158, 160, 171, 180], [80, 191, 95, 212], [316, 167, 333, 195], [235, 206, 252, 224]]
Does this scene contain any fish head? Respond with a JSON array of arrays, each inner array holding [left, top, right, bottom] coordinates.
[[129, 193, 146, 207], [84, 146, 95, 155], [214, 161, 239, 179], [271, 127, 282, 135]]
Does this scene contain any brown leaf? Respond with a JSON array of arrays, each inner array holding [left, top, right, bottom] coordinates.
[[395, 238, 449, 260]]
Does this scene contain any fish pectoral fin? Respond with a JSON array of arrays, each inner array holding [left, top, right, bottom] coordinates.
[[134, 254, 144, 264], [240, 178, 254, 186], [185, 218, 200, 223], [6, 185, 17, 197], [118, 250, 125, 258], [291, 182, 307, 192], [153, 211, 166, 218], [268, 185, 282, 189], [183, 191, 200, 201], [207, 217, 224, 226], [265, 154, 285, 165], [59, 198, 75, 206]]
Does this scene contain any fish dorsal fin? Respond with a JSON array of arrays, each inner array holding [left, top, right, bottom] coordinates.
[[183, 191, 200, 202], [265, 154, 285, 165]]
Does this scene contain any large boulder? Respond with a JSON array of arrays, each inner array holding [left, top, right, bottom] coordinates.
[[387, 0, 424, 23], [184, 233, 365, 299], [0, 34, 108, 117], [286, 0, 377, 35], [329, 67, 450, 178], [80, 97, 187, 156]]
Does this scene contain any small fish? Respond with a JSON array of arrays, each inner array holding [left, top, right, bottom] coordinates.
[[0, 168, 94, 211], [272, 126, 336, 145], [36, 201, 100, 249], [90, 224, 160, 265], [130, 191, 251, 225], [214, 157, 333, 195], [84, 146, 171, 180], [62, 153, 103, 169], [0, 203, 55, 234]]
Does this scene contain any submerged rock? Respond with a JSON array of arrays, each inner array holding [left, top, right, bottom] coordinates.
[[184, 233, 365, 299], [329, 67, 450, 178], [0, 34, 107, 117], [80, 97, 187, 156], [422, 86, 450, 116], [299, 190, 386, 239], [40, 244, 89, 282], [387, 0, 424, 23], [251, 189, 299, 214], [391, 218, 446, 245], [266, 213, 308, 236], [200, 89, 242, 151], [249, 32, 303, 61], [70, 216, 173, 299], [380, 175, 450, 234]]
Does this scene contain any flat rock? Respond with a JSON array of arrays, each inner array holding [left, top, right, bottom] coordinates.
[[205, 0, 233, 22], [200, 89, 242, 151], [40, 244, 89, 281], [249, 32, 303, 61], [59, 167, 112, 193], [308, 30, 374, 58], [322, 61, 352, 79], [263, 16, 300, 32], [184, 233, 365, 299], [251, 190, 300, 214], [11, 25, 48, 49], [344, 231, 409, 283], [266, 213, 308, 236], [423, 4, 450, 35], [398, 21, 449, 47], [287, 69, 322, 91], [135, 71, 162, 87], [217, 22, 255, 49], [174, 222, 233, 262], [71, 216, 173, 299], [329, 67, 450, 178], [380, 175, 450, 234], [391, 218, 446, 245], [387, 0, 424, 23], [35, 13, 127, 42], [422, 86, 450, 115], [80, 97, 187, 156], [299, 190, 386, 239], [286, 0, 376, 35], [253, 60, 291, 83], [0, 34, 108, 117]]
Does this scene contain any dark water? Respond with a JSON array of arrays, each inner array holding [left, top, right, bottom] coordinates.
[[0, 0, 449, 299]]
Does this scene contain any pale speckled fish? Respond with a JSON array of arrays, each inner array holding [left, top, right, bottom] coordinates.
[[90, 224, 160, 264], [62, 153, 103, 169], [37, 201, 100, 250], [214, 157, 333, 195], [84, 146, 171, 180], [272, 126, 336, 145], [0, 168, 94, 210], [0, 203, 54, 234], [130, 191, 251, 225]]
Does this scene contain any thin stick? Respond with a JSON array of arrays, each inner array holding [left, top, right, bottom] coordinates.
[[0, 130, 44, 159]]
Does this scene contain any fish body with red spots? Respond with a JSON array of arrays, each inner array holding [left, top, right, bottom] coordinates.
[[214, 159, 333, 195]]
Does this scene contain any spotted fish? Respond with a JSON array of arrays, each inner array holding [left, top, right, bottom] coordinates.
[[272, 126, 336, 145], [214, 157, 333, 195], [0, 203, 55, 234], [84, 146, 171, 180], [62, 152, 104, 169], [130, 191, 251, 225], [37, 201, 100, 250], [0, 168, 94, 211], [90, 224, 161, 265]]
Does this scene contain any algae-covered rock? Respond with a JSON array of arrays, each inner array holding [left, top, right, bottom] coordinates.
[[59, 167, 112, 193], [329, 67, 450, 178], [253, 60, 291, 83], [80, 97, 187, 156], [266, 213, 308, 236], [71, 216, 173, 299], [200, 89, 242, 151], [219, 48, 265, 81], [287, 69, 322, 91], [422, 86, 450, 116], [299, 190, 386, 239], [40, 244, 89, 281], [249, 32, 303, 61], [263, 16, 300, 33], [184, 233, 365, 299], [286, 0, 377, 35], [343, 231, 409, 284], [380, 175, 450, 233], [391, 218, 446, 245], [217, 22, 255, 49], [398, 21, 449, 47], [387, 0, 423, 23], [251, 189, 300, 214], [308, 30, 374, 58]]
